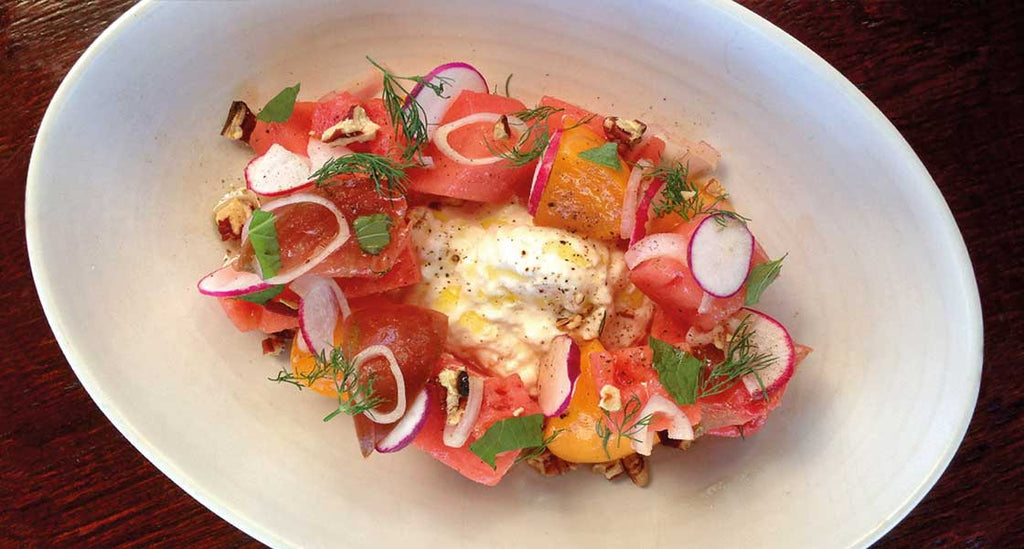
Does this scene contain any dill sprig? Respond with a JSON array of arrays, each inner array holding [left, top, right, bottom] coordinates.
[[648, 162, 749, 225], [367, 56, 451, 161], [699, 315, 776, 401], [270, 345, 383, 421], [310, 153, 414, 198], [594, 394, 654, 459]]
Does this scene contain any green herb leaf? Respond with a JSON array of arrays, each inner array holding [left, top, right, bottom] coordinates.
[[353, 213, 393, 255], [700, 315, 776, 401], [234, 284, 285, 305], [256, 83, 300, 123], [311, 152, 413, 198], [367, 57, 451, 161], [269, 345, 383, 419], [578, 142, 621, 170], [469, 414, 545, 469], [649, 337, 703, 405], [248, 210, 282, 279], [744, 254, 786, 305]]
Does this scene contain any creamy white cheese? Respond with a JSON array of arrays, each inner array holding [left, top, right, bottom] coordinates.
[[407, 202, 622, 391]]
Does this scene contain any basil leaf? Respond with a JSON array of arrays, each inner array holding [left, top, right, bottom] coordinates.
[[234, 284, 285, 305], [744, 254, 786, 306], [649, 337, 703, 405], [578, 142, 621, 170], [353, 213, 393, 255], [469, 413, 545, 469], [248, 210, 283, 279], [256, 83, 301, 123]]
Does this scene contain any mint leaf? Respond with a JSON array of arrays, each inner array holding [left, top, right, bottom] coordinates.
[[578, 142, 621, 170], [469, 414, 545, 469], [248, 210, 283, 279], [649, 337, 703, 405], [353, 213, 393, 255], [744, 254, 786, 306], [256, 83, 300, 123], [234, 284, 285, 305]]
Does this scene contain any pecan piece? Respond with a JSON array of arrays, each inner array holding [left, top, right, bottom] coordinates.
[[622, 453, 650, 487], [213, 189, 260, 242], [525, 450, 576, 477], [591, 460, 626, 481], [493, 115, 512, 140], [321, 105, 381, 145], [603, 116, 647, 152], [261, 330, 293, 356], [221, 101, 257, 143]]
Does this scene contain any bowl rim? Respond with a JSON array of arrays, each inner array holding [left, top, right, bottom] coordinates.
[[25, 1, 983, 547]]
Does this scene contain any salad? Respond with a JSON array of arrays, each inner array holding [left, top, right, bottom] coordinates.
[[200, 58, 810, 486]]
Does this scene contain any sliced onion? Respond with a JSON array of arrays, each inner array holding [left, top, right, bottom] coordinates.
[[620, 160, 651, 240], [432, 113, 526, 166], [631, 176, 664, 245], [375, 388, 431, 453], [624, 233, 689, 270], [528, 129, 563, 215], [630, 395, 695, 456], [687, 214, 754, 298], [245, 144, 314, 197], [197, 261, 270, 297], [245, 193, 351, 285], [405, 62, 489, 140], [443, 376, 484, 448], [352, 345, 407, 424], [537, 335, 581, 417]]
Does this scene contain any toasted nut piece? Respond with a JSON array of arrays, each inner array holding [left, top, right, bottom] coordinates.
[[591, 460, 626, 481], [261, 331, 293, 356], [598, 385, 622, 412], [493, 115, 512, 140], [438, 368, 466, 425], [321, 105, 381, 145], [622, 453, 650, 487], [221, 101, 257, 142], [526, 450, 577, 477], [657, 430, 694, 450], [213, 189, 260, 241], [555, 314, 584, 331], [603, 116, 647, 151]]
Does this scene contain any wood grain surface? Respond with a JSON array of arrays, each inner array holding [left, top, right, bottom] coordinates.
[[1, 1, 1021, 547]]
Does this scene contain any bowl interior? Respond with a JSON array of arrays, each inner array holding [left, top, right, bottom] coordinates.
[[27, 1, 981, 547]]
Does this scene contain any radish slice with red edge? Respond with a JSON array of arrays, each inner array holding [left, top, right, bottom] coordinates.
[[376, 388, 430, 453], [306, 139, 353, 174], [528, 129, 562, 215], [245, 143, 314, 197], [433, 113, 526, 166], [624, 233, 688, 270], [731, 308, 796, 397], [630, 394, 695, 456], [292, 275, 340, 355], [620, 161, 650, 240], [352, 345, 406, 424], [687, 214, 754, 298], [247, 193, 351, 285], [630, 176, 665, 245], [443, 376, 484, 448], [405, 62, 488, 140], [537, 335, 581, 417], [196, 261, 271, 297]]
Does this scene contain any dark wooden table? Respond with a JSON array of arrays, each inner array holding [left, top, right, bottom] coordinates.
[[2, 1, 1021, 547]]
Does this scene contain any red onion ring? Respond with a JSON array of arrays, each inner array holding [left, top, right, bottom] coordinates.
[[620, 160, 651, 240], [630, 394, 695, 456], [624, 233, 689, 270], [432, 113, 526, 166], [352, 345, 407, 424]]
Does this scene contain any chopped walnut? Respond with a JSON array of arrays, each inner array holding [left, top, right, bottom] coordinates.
[[555, 314, 583, 331], [525, 450, 576, 477], [493, 115, 512, 140], [603, 116, 647, 152], [213, 189, 260, 241], [261, 331, 293, 356], [220, 100, 257, 143], [622, 453, 650, 487], [438, 367, 466, 425], [321, 105, 381, 145], [598, 385, 622, 412], [591, 460, 626, 481]]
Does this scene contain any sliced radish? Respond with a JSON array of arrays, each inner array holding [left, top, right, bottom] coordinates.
[[630, 176, 665, 245], [247, 193, 351, 285], [730, 308, 796, 397], [537, 335, 582, 417], [527, 129, 562, 215], [352, 345, 407, 424], [405, 62, 488, 139], [307, 138, 353, 173], [620, 161, 650, 240], [292, 276, 340, 355], [197, 261, 270, 297], [376, 388, 430, 453], [432, 113, 526, 166], [630, 394, 695, 456], [687, 214, 754, 298], [245, 143, 314, 197], [624, 232, 688, 270], [443, 376, 484, 448]]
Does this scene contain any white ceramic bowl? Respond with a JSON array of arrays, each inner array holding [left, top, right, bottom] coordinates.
[[27, 1, 982, 547]]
